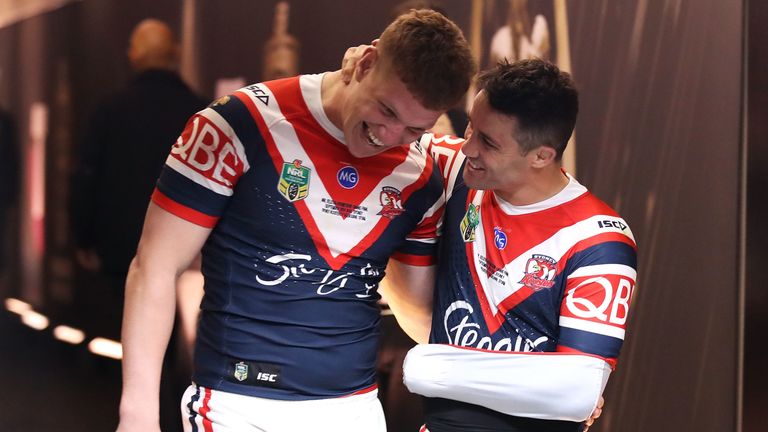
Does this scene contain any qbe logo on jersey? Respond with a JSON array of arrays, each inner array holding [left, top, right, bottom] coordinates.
[[278, 159, 311, 202]]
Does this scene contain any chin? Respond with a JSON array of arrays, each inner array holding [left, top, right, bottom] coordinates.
[[347, 142, 377, 158]]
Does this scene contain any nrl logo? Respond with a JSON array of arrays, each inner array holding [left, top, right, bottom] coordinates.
[[377, 186, 405, 219], [234, 361, 249, 382], [278, 159, 311, 202], [519, 254, 557, 291], [459, 203, 479, 243]]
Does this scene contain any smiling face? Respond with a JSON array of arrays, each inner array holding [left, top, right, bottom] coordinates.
[[340, 56, 442, 158], [461, 90, 536, 199]]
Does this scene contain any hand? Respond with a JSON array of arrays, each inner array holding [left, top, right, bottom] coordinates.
[[340, 39, 378, 84], [583, 396, 604, 431]]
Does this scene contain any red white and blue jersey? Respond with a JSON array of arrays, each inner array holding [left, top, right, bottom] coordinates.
[[424, 136, 637, 430], [152, 74, 445, 400]]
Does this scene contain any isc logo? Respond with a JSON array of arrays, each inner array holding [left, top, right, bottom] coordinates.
[[171, 115, 243, 187], [597, 219, 627, 231], [257, 372, 277, 382]]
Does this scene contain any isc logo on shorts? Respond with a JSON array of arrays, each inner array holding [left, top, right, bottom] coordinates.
[[227, 360, 282, 388]]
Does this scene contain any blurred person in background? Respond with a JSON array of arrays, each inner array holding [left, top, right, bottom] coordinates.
[[70, 18, 206, 432], [71, 18, 206, 336]]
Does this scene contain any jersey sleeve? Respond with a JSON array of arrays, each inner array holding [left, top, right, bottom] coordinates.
[[152, 105, 251, 228], [390, 134, 466, 266], [557, 218, 638, 367]]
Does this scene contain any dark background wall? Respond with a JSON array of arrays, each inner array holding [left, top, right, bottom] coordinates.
[[0, 1, 760, 431], [746, 0, 768, 431], [569, 2, 743, 431]]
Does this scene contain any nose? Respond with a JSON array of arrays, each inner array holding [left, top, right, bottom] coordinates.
[[461, 132, 478, 157], [374, 120, 410, 146]]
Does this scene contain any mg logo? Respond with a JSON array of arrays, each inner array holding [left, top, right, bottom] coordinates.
[[493, 227, 507, 250], [337, 166, 359, 189]]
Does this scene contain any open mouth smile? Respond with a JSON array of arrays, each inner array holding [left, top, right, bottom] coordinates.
[[363, 122, 384, 147]]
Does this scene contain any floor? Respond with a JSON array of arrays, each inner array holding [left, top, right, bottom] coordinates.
[[0, 310, 121, 431]]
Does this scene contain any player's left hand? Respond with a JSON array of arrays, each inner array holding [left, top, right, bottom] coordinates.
[[340, 39, 378, 84], [583, 396, 604, 431]]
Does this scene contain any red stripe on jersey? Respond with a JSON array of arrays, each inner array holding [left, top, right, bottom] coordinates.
[[556, 345, 616, 369], [343, 383, 378, 397], [151, 188, 219, 228], [200, 387, 214, 432], [464, 191, 507, 334], [481, 191, 601, 277], [552, 231, 637, 276], [235, 87, 353, 270], [407, 208, 444, 240], [391, 251, 436, 266]]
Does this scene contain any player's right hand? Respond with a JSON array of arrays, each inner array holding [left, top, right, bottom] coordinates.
[[582, 396, 604, 431], [340, 39, 378, 84]]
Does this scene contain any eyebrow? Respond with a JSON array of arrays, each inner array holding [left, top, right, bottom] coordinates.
[[380, 99, 431, 131]]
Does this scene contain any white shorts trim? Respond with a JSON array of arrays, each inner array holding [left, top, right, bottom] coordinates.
[[181, 384, 386, 432]]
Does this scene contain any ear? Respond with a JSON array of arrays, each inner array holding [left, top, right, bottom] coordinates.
[[529, 146, 558, 168], [354, 46, 379, 82]]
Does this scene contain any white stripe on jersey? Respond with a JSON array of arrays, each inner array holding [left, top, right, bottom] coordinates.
[[424, 133, 465, 201], [567, 263, 637, 280], [203, 107, 251, 173], [559, 316, 626, 339], [470, 191, 634, 317], [166, 156, 234, 196]]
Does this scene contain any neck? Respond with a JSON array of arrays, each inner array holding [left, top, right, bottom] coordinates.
[[321, 70, 344, 130], [495, 167, 569, 206]]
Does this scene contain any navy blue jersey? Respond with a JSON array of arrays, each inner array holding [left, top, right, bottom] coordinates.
[[424, 136, 637, 430], [152, 74, 445, 400]]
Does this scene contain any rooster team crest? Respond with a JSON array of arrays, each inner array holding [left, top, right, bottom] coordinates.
[[519, 254, 557, 291], [377, 186, 405, 219], [234, 361, 249, 382], [459, 203, 480, 242], [278, 159, 311, 202]]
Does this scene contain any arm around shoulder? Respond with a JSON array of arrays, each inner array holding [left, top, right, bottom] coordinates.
[[403, 344, 611, 422]]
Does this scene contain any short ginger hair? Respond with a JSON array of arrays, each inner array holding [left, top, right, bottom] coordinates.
[[377, 9, 476, 111]]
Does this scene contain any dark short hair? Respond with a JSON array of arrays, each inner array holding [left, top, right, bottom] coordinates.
[[477, 59, 578, 159], [378, 9, 476, 111]]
